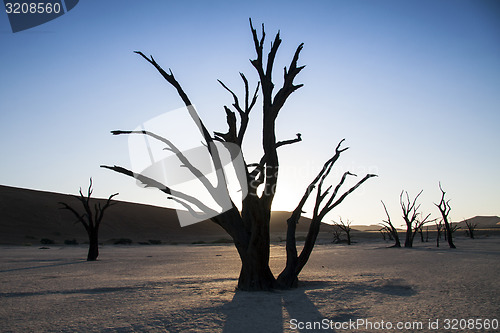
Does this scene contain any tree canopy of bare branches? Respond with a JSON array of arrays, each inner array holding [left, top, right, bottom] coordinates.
[[101, 20, 376, 290]]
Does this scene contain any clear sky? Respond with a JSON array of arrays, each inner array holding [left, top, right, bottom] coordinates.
[[1, 0, 499, 227]]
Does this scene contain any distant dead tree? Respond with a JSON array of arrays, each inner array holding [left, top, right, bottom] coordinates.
[[435, 219, 443, 247], [416, 217, 436, 243], [379, 226, 394, 241], [59, 178, 118, 261], [464, 219, 478, 239], [101, 20, 376, 290], [435, 182, 456, 248], [448, 223, 461, 237], [416, 225, 425, 242], [380, 200, 401, 247], [333, 217, 353, 245], [331, 225, 343, 244], [400, 190, 432, 248]]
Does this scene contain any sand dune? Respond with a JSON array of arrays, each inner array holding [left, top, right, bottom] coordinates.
[[0, 185, 336, 245]]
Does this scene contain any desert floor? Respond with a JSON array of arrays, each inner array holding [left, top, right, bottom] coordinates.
[[1, 237, 499, 332]]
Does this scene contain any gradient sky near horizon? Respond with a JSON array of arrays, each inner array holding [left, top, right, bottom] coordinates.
[[1, 0, 499, 227]]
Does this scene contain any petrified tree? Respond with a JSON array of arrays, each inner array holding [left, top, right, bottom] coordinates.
[[334, 217, 353, 245], [331, 225, 343, 243], [276, 142, 375, 288], [464, 219, 478, 239], [435, 219, 443, 247], [102, 20, 375, 290], [380, 200, 401, 247], [400, 190, 432, 248], [416, 225, 425, 242], [435, 183, 456, 248], [379, 226, 392, 241], [59, 178, 118, 261]]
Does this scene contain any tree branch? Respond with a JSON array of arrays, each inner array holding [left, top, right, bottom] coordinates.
[[59, 202, 90, 233], [111, 129, 221, 200], [100, 165, 217, 216]]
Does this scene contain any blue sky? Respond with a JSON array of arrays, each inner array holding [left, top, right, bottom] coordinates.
[[1, 0, 499, 227]]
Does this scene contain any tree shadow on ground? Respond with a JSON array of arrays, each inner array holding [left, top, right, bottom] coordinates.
[[0, 259, 87, 273], [217, 278, 417, 333]]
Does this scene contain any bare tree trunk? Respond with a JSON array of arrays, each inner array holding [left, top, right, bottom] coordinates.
[[87, 229, 99, 261], [418, 227, 424, 242], [444, 221, 456, 248], [404, 228, 413, 248], [436, 219, 443, 247], [237, 210, 275, 290]]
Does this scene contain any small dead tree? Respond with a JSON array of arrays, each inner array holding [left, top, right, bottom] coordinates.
[[331, 225, 343, 244], [59, 178, 118, 261], [464, 219, 478, 239], [379, 226, 394, 241], [277, 143, 376, 288], [435, 219, 443, 247], [331, 224, 343, 244], [435, 182, 456, 248], [444, 223, 460, 240], [380, 200, 401, 247], [416, 225, 425, 242], [415, 215, 435, 243], [450, 223, 461, 236], [334, 217, 353, 245], [400, 190, 431, 248]]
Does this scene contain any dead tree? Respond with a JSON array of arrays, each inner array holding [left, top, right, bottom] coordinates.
[[400, 190, 431, 248], [449, 223, 461, 238], [435, 219, 443, 247], [333, 217, 353, 245], [380, 200, 401, 247], [331, 225, 343, 244], [379, 226, 393, 241], [464, 219, 478, 239], [101, 20, 375, 290], [59, 178, 118, 261], [435, 182, 456, 248], [416, 225, 425, 242], [415, 215, 435, 243], [444, 223, 460, 240]]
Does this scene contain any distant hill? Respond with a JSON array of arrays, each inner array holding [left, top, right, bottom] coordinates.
[[0, 185, 335, 245], [351, 225, 383, 232], [454, 216, 500, 229]]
